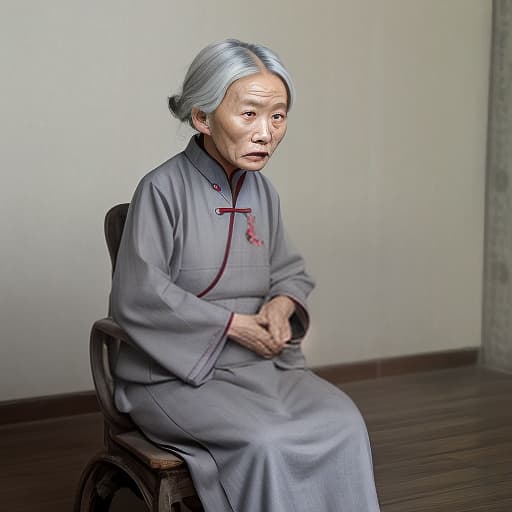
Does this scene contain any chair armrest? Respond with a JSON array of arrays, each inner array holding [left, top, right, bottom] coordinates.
[[90, 317, 134, 432], [92, 317, 131, 344]]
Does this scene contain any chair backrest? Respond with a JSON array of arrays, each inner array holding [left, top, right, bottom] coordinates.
[[105, 203, 129, 317], [105, 203, 130, 277], [90, 203, 134, 434]]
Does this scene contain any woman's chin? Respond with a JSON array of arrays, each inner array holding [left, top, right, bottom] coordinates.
[[240, 157, 269, 172]]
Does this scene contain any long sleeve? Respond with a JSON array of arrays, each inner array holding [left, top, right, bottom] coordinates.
[[110, 178, 233, 387], [266, 195, 315, 342]]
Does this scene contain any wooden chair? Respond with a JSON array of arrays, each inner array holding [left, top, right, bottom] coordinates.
[[74, 204, 203, 512]]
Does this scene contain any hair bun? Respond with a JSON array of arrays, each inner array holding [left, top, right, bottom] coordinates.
[[168, 95, 181, 118]]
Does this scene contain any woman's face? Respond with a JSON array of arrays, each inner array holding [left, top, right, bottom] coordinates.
[[196, 71, 288, 176]]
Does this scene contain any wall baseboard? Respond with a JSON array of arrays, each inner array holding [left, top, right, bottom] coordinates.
[[0, 390, 99, 426], [313, 347, 479, 384], [0, 347, 479, 426]]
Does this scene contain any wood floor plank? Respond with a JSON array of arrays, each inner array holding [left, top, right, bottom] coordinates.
[[0, 413, 103, 512], [344, 367, 512, 511], [0, 366, 510, 511]]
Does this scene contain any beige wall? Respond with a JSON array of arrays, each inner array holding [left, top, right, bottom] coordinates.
[[0, 0, 491, 400]]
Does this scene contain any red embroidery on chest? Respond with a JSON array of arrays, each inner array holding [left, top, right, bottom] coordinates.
[[245, 213, 264, 246], [214, 208, 263, 247]]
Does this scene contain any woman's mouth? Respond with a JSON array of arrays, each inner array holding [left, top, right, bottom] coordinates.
[[244, 152, 269, 161]]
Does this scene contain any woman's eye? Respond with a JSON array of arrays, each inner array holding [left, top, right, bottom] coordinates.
[[272, 113, 286, 121], [243, 111, 256, 117]]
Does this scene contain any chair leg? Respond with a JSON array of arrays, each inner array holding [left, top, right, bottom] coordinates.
[[182, 495, 204, 511], [76, 453, 201, 512], [75, 463, 120, 511], [75, 455, 152, 512]]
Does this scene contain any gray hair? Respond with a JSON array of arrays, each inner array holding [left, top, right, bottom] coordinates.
[[168, 39, 295, 127]]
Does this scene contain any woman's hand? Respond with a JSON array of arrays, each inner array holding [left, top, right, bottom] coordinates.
[[258, 296, 296, 350], [228, 314, 281, 358]]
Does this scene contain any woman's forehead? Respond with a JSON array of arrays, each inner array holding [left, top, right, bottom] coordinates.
[[225, 72, 288, 107]]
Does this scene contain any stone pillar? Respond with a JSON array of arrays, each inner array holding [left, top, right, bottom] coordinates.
[[481, 0, 512, 373]]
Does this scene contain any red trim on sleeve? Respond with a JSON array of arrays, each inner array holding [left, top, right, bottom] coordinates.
[[290, 298, 309, 330], [186, 312, 234, 382]]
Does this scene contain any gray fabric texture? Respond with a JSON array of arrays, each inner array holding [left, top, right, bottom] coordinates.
[[111, 135, 380, 511]]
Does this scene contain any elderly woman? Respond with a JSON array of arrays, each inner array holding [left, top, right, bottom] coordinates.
[[111, 39, 380, 511]]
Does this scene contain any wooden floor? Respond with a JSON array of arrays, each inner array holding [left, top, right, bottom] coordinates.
[[1, 366, 511, 511]]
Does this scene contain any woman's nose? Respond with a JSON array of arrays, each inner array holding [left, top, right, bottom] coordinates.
[[252, 119, 272, 144]]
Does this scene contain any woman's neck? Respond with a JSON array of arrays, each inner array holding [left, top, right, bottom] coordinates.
[[199, 134, 237, 178]]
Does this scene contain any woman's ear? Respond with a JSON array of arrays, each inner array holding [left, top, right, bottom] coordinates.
[[191, 107, 211, 135]]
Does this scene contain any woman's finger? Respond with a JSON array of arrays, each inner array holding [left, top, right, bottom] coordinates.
[[282, 322, 292, 343]]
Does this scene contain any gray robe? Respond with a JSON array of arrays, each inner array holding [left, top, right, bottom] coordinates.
[[111, 135, 380, 511]]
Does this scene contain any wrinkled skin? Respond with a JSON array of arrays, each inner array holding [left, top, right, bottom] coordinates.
[[192, 71, 288, 177]]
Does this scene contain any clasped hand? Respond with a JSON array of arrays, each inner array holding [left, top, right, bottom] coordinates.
[[227, 296, 296, 358]]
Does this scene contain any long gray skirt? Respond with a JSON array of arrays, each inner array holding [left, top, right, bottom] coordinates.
[[120, 362, 381, 511]]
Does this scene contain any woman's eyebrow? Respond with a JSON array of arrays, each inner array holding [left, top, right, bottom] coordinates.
[[241, 98, 287, 110]]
